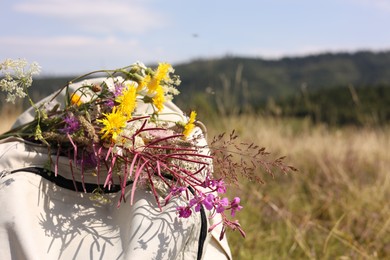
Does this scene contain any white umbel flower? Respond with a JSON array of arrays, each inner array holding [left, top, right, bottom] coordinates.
[[0, 58, 41, 103]]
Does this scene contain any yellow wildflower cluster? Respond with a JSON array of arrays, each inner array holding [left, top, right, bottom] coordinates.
[[183, 111, 197, 139], [116, 82, 137, 120], [139, 62, 173, 112], [97, 107, 127, 141], [98, 83, 137, 141], [98, 63, 178, 141], [144, 63, 172, 94]]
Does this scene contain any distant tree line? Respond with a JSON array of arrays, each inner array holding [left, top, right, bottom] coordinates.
[[271, 85, 390, 126], [173, 50, 390, 125], [2, 50, 390, 126]]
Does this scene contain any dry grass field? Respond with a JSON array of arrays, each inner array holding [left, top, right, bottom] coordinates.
[[1, 106, 389, 259], [207, 115, 390, 259], [0, 105, 23, 134]]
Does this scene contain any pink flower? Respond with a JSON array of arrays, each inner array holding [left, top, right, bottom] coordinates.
[[202, 194, 215, 210], [230, 197, 243, 216], [201, 177, 227, 194], [189, 197, 202, 212], [211, 179, 227, 194], [177, 206, 192, 218], [170, 186, 186, 196], [216, 197, 229, 213]]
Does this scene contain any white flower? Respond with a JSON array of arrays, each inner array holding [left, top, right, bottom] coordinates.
[[0, 58, 41, 103]]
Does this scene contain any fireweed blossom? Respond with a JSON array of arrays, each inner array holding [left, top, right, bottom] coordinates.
[[230, 197, 243, 217], [177, 206, 192, 218], [216, 197, 229, 213], [0, 60, 296, 240], [209, 179, 227, 194]]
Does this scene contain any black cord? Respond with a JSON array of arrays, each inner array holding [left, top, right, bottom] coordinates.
[[10, 166, 131, 193], [188, 186, 208, 260]]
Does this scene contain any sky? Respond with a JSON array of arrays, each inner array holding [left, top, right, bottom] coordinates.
[[1, 0, 390, 75]]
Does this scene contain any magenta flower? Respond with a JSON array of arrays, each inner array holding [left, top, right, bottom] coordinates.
[[202, 193, 215, 210], [230, 197, 243, 216], [211, 179, 227, 194], [216, 197, 229, 213], [177, 206, 192, 218], [189, 197, 202, 212], [171, 186, 186, 196], [202, 177, 227, 194]]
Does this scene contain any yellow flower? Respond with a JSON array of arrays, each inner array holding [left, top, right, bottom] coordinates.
[[147, 77, 159, 94], [152, 85, 165, 112], [116, 82, 137, 120], [183, 111, 197, 139], [97, 107, 127, 141], [138, 74, 151, 91], [147, 63, 172, 94], [155, 62, 172, 81], [70, 93, 82, 106]]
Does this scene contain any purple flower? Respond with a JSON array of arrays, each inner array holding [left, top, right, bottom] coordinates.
[[105, 99, 115, 108], [177, 206, 192, 218], [201, 176, 212, 188], [216, 197, 229, 213], [202, 194, 215, 210], [114, 83, 124, 97], [230, 197, 243, 217], [211, 179, 227, 194], [170, 186, 186, 196], [189, 198, 202, 212], [61, 115, 80, 134], [201, 178, 227, 194]]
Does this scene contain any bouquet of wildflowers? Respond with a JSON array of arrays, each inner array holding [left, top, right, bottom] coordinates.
[[0, 59, 296, 239]]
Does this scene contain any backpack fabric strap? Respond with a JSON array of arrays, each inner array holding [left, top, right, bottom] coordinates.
[[9, 166, 208, 260], [10, 166, 131, 193]]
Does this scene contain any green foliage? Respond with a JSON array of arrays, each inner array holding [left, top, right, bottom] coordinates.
[[175, 50, 390, 125], [175, 50, 390, 102], [277, 85, 390, 126], [3, 50, 390, 126]]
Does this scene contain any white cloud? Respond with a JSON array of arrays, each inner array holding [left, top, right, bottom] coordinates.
[[0, 35, 102, 47], [13, 0, 167, 33], [0, 35, 161, 74]]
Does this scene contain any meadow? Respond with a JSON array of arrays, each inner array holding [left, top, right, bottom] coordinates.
[[206, 115, 390, 259], [1, 107, 389, 259]]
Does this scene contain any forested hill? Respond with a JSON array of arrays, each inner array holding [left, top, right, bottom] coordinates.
[[22, 50, 390, 101], [174, 50, 390, 100], [172, 51, 390, 124], [2, 50, 390, 125]]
